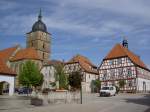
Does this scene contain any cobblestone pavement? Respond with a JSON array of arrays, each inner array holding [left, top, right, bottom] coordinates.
[[0, 93, 150, 112]]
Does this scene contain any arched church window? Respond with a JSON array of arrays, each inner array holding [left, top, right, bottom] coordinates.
[[43, 43, 45, 49], [36, 63, 39, 68], [43, 53, 45, 59], [31, 42, 34, 47]]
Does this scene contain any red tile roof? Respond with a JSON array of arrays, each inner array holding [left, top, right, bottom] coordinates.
[[0, 45, 19, 62], [0, 59, 16, 76], [10, 47, 42, 61], [66, 54, 98, 74], [104, 44, 148, 70], [47, 60, 63, 66]]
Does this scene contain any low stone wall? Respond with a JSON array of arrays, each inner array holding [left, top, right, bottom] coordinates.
[[35, 91, 80, 105]]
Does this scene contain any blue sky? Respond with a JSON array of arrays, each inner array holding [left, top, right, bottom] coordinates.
[[0, 0, 150, 68]]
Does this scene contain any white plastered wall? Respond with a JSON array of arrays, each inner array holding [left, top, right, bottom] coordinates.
[[136, 78, 150, 92], [0, 75, 15, 96], [82, 73, 98, 92]]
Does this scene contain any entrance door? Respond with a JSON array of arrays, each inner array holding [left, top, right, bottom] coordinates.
[[0, 82, 3, 95]]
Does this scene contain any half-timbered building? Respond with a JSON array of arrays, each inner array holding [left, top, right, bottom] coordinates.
[[99, 39, 150, 92], [64, 55, 99, 92]]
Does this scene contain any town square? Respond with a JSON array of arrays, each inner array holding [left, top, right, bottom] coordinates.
[[0, 0, 150, 112]]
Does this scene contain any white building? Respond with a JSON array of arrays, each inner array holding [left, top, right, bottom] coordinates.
[[41, 60, 63, 89], [0, 60, 16, 96], [99, 39, 150, 92], [64, 55, 99, 92]]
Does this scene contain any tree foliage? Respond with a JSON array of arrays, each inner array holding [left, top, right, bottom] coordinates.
[[19, 61, 43, 88], [119, 80, 126, 88], [54, 63, 68, 89], [68, 71, 82, 90], [91, 79, 101, 90]]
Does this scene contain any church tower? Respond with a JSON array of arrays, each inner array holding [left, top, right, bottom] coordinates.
[[26, 10, 51, 62]]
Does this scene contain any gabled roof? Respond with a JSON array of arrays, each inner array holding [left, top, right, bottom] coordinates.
[[104, 44, 148, 70], [66, 54, 98, 74], [0, 45, 19, 62], [10, 47, 42, 61], [0, 59, 16, 76], [46, 60, 63, 66], [68, 54, 97, 67]]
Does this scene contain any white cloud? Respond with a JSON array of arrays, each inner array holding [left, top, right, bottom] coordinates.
[[0, 14, 35, 35], [0, 0, 149, 39], [62, 0, 150, 20], [0, 1, 17, 10]]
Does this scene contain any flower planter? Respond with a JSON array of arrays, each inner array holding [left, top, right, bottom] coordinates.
[[55, 89, 68, 92], [30, 97, 43, 106]]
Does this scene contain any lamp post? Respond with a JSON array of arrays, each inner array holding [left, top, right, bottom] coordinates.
[[80, 72, 83, 104], [80, 81, 82, 104]]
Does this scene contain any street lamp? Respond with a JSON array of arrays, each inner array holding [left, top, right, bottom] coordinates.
[[80, 81, 82, 104], [80, 72, 83, 104]]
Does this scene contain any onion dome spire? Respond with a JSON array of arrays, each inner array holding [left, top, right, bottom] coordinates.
[[31, 9, 47, 32], [38, 9, 42, 21]]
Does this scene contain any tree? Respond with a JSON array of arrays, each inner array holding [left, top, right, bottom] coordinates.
[[119, 80, 126, 88], [19, 61, 43, 90], [68, 71, 83, 104], [54, 63, 68, 89], [91, 79, 101, 92], [68, 71, 82, 90]]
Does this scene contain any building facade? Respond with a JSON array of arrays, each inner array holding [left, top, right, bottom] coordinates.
[[64, 55, 99, 92], [99, 39, 150, 92]]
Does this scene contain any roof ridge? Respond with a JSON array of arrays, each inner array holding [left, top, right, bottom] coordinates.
[[0, 59, 16, 75], [10, 47, 42, 61], [123, 46, 147, 69], [0, 45, 19, 52]]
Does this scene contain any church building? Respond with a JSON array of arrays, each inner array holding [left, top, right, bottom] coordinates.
[[99, 39, 150, 92], [0, 10, 51, 90]]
